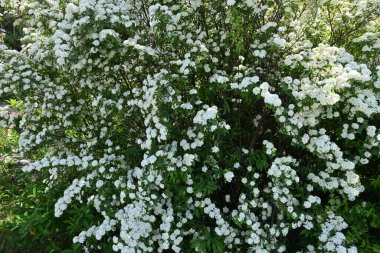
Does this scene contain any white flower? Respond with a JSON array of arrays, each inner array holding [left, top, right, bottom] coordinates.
[[183, 154, 196, 166], [366, 125, 376, 137], [211, 146, 219, 153], [263, 92, 282, 107], [224, 171, 234, 182], [273, 35, 286, 48], [193, 106, 218, 125], [227, 0, 236, 6]]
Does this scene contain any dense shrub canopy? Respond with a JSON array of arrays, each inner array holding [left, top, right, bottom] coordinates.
[[1, 0, 380, 252]]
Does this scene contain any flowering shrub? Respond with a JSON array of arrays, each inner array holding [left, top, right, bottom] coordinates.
[[1, 0, 380, 252]]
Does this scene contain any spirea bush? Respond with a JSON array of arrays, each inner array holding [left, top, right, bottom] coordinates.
[[1, 0, 380, 252]]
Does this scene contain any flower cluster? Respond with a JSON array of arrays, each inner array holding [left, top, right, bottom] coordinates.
[[1, 0, 379, 252]]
